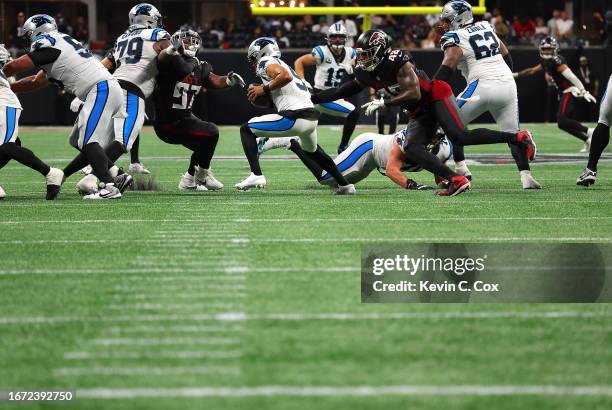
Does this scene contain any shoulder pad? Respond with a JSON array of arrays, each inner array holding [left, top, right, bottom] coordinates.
[[148, 28, 171, 42], [440, 32, 460, 50], [349, 47, 356, 60], [312, 46, 325, 63], [31, 34, 57, 51], [553, 55, 565, 65]]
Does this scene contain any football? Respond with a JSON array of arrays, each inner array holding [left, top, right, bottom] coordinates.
[[248, 83, 274, 108]]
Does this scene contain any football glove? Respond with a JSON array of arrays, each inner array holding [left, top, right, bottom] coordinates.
[[69, 97, 84, 113], [564, 86, 597, 103], [406, 180, 434, 190], [361, 97, 385, 116], [226, 71, 245, 88]]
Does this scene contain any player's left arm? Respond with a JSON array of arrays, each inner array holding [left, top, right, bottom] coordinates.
[[247, 63, 292, 102], [499, 40, 513, 71], [385, 140, 425, 189], [558, 64, 596, 102], [384, 63, 421, 106], [434, 46, 462, 82], [205, 72, 245, 89], [2, 54, 36, 77], [10, 69, 49, 93]]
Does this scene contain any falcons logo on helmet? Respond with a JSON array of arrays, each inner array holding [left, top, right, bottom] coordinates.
[[369, 31, 387, 47]]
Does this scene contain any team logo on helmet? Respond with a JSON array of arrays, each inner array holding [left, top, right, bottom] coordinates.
[[369, 31, 387, 47], [450, 1, 471, 14], [31, 15, 54, 27], [134, 4, 153, 16]]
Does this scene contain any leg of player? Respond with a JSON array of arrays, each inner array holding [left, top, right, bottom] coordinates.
[[128, 135, 151, 174], [577, 79, 612, 186], [557, 93, 594, 151], [288, 139, 326, 183], [0, 107, 63, 200], [316, 99, 357, 154]]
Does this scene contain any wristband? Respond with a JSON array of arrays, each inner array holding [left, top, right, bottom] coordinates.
[[263, 84, 271, 94]]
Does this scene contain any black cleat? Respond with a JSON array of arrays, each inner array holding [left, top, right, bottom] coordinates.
[[114, 173, 133, 193], [576, 168, 596, 187]]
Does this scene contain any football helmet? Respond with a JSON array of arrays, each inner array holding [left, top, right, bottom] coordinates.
[[355, 29, 390, 72], [539, 36, 559, 59], [327, 22, 348, 52], [23, 14, 57, 45], [247, 37, 281, 70], [439, 1, 474, 31], [129, 3, 163, 29], [172, 29, 201, 57]]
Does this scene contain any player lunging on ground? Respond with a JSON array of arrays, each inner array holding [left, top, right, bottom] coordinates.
[[155, 29, 244, 191], [0, 44, 63, 200], [576, 74, 611, 186], [4, 14, 132, 199], [312, 29, 536, 196], [237, 37, 355, 194], [294, 22, 359, 154], [514, 36, 596, 152], [434, 0, 541, 189]]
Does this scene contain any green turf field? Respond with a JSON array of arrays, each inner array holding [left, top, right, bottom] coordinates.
[[0, 124, 611, 409]]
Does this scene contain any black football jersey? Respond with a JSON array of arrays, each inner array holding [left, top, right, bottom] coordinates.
[[155, 55, 213, 123], [354, 48, 432, 112], [541, 55, 570, 93]]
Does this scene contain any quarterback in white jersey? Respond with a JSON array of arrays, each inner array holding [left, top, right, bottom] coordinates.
[[259, 132, 451, 189], [435, 0, 540, 189], [294, 22, 359, 153], [5, 14, 131, 199], [237, 37, 355, 194]]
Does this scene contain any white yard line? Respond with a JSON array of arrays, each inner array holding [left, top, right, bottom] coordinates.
[[107, 302, 243, 310], [0, 266, 352, 275], [112, 284, 246, 292], [64, 350, 242, 360], [75, 385, 612, 398], [104, 325, 243, 334], [111, 293, 246, 300], [1, 310, 610, 325], [92, 337, 241, 346], [54, 366, 241, 376]]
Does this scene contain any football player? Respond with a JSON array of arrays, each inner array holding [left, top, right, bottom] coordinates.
[[71, 3, 170, 194], [4, 14, 131, 199], [294, 22, 359, 153], [514, 36, 596, 152], [258, 131, 450, 189], [312, 29, 536, 196], [154, 29, 244, 191], [434, 0, 540, 189], [0, 44, 63, 200], [237, 37, 355, 194], [576, 74, 611, 186]]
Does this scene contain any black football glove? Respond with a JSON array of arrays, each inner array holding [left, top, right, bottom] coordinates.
[[406, 180, 434, 190]]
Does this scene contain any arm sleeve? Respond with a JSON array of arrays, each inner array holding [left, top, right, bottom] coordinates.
[[561, 67, 586, 91], [434, 64, 455, 82], [311, 78, 364, 103], [27, 48, 61, 66], [161, 55, 199, 80]]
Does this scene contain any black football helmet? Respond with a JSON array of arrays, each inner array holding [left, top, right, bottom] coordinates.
[[539, 36, 559, 59], [355, 29, 391, 72]]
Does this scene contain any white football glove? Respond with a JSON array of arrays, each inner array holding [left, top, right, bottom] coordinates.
[[70, 97, 84, 113], [361, 97, 385, 116], [226, 71, 245, 88], [563, 86, 596, 103]]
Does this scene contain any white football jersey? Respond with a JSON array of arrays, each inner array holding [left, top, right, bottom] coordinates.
[[111, 27, 170, 98], [311, 45, 355, 90], [440, 21, 513, 83], [0, 71, 21, 109], [30, 32, 112, 100], [256, 56, 313, 112]]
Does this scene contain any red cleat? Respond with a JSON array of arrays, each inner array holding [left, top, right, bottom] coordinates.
[[516, 130, 537, 161], [437, 175, 470, 197]]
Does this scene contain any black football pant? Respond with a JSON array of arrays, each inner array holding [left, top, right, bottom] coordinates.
[[557, 93, 589, 141]]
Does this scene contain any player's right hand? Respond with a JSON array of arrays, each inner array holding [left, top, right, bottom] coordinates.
[[583, 91, 597, 104], [406, 180, 434, 190], [69, 97, 84, 113]]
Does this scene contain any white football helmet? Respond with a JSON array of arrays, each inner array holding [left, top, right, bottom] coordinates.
[[327, 22, 348, 52], [0, 44, 11, 68], [247, 37, 281, 70], [440, 0, 474, 31], [23, 14, 57, 44], [129, 3, 163, 29]]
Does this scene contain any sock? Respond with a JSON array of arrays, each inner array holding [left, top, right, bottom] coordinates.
[[509, 142, 530, 171], [587, 123, 610, 172], [109, 165, 119, 178], [340, 109, 359, 148], [240, 124, 262, 175], [405, 143, 456, 180], [289, 139, 324, 182], [196, 135, 219, 170], [455, 160, 467, 169], [587, 128, 595, 138], [63, 151, 89, 178], [453, 144, 466, 162], [0, 151, 10, 170], [461, 129, 516, 145], [130, 135, 140, 163], [82, 143, 113, 184], [188, 153, 197, 175], [0, 143, 50, 176], [306, 146, 350, 186], [105, 140, 126, 163]]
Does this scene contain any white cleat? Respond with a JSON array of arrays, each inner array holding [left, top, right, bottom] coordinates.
[[79, 165, 92, 175], [454, 162, 472, 180], [195, 166, 223, 190], [580, 137, 591, 153], [129, 162, 151, 174], [257, 137, 295, 155], [335, 184, 356, 195], [77, 174, 99, 196], [178, 172, 208, 191], [45, 167, 64, 200], [0, 185, 5, 200], [235, 173, 266, 191], [520, 171, 542, 189], [83, 183, 122, 200]]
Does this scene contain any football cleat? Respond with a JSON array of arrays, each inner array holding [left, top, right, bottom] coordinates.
[[576, 168, 596, 187], [45, 167, 64, 200], [76, 174, 99, 196], [435, 175, 450, 190], [82, 183, 122, 200], [79, 165, 93, 174], [580, 137, 591, 153], [335, 183, 356, 195], [114, 173, 134, 193], [257, 137, 269, 156], [258, 137, 294, 155], [195, 166, 223, 190], [516, 130, 537, 161], [128, 162, 151, 174], [437, 175, 470, 197], [454, 162, 472, 180], [178, 172, 208, 191], [520, 171, 541, 189], [235, 173, 266, 191], [0, 185, 5, 200]]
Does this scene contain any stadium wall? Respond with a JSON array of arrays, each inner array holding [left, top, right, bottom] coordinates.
[[19, 47, 611, 126]]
